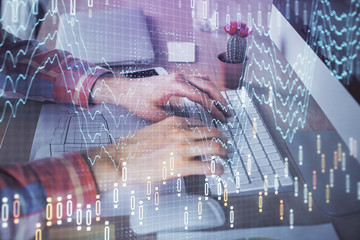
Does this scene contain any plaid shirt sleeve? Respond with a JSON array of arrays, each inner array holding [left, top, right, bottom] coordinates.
[[0, 26, 106, 238], [0, 24, 109, 107], [0, 152, 97, 239]]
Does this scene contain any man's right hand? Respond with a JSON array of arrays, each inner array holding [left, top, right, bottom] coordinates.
[[86, 116, 227, 190]]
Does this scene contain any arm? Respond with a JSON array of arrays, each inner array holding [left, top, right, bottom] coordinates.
[[0, 24, 109, 106], [0, 152, 97, 240], [0, 116, 226, 240], [0, 25, 230, 121], [91, 73, 232, 122]]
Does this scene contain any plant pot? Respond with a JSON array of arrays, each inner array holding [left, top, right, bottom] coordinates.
[[217, 52, 248, 89]]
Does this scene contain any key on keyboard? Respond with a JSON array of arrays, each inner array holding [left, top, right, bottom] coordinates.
[[182, 88, 293, 196]]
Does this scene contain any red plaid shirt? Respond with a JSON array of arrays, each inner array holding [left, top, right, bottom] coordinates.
[[0, 25, 109, 239]]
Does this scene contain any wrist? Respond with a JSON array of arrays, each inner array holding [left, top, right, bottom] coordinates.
[[81, 142, 124, 193], [90, 74, 129, 106]]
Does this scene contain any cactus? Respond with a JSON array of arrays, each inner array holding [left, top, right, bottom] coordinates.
[[226, 35, 247, 63], [224, 21, 252, 63]]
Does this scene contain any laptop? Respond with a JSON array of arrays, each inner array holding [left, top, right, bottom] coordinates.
[[32, 0, 359, 218], [55, 8, 155, 65], [31, 69, 294, 200]]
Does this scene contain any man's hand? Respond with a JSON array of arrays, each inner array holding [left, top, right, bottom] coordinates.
[[86, 116, 227, 189], [90, 73, 231, 122]]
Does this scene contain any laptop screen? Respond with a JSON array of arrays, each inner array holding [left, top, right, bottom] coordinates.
[[273, 0, 360, 104]]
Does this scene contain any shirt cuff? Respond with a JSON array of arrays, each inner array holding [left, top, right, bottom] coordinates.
[[52, 66, 110, 107], [76, 67, 110, 107], [31, 152, 97, 222]]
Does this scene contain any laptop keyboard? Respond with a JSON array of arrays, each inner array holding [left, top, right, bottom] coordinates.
[[50, 114, 112, 156], [182, 87, 293, 196]]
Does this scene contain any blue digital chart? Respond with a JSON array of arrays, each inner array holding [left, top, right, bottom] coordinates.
[[0, 0, 359, 239]]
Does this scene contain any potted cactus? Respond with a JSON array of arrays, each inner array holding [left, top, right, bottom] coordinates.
[[218, 21, 252, 89]]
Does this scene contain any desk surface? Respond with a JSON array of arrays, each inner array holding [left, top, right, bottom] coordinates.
[[1, 0, 358, 239]]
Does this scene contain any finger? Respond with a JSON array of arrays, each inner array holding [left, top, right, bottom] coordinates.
[[174, 82, 227, 123], [180, 117, 207, 128], [181, 160, 224, 176], [185, 126, 227, 143], [173, 125, 227, 145], [186, 75, 232, 117], [164, 116, 206, 131], [188, 75, 232, 117], [185, 141, 228, 158], [139, 105, 170, 122], [174, 74, 229, 119]]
